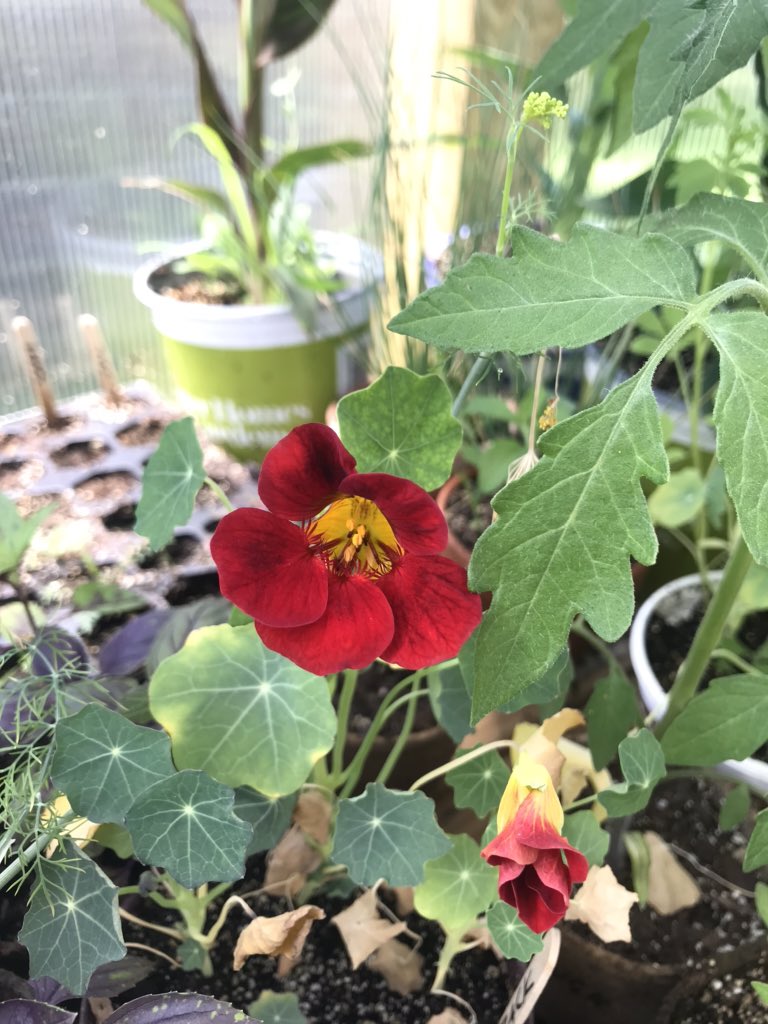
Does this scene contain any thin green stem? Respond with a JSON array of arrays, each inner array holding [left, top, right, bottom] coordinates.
[[375, 679, 420, 787], [711, 648, 761, 675], [381, 687, 431, 720], [203, 476, 234, 514], [451, 353, 493, 417], [657, 533, 754, 738], [331, 670, 358, 783], [565, 792, 599, 810], [409, 738, 515, 793], [339, 662, 456, 798]]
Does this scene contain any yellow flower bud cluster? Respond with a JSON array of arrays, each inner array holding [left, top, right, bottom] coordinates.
[[522, 91, 569, 129]]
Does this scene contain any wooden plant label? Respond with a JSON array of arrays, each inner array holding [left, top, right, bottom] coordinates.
[[11, 315, 59, 424], [500, 927, 561, 1024], [78, 314, 122, 404]]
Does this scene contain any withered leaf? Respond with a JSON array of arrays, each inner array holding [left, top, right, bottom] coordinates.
[[264, 825, 322, 897], [367, 938, 424, 995], [233, 905, 325, 971], [426, 1010, 467, 1024], [644, 831, 701, 915], [331, 887, 406, 969], [294, 789, 332, 845], [565, 864, 638, 943]]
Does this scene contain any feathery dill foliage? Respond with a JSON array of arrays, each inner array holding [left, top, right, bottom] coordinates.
[[0, 635, 105, 887]]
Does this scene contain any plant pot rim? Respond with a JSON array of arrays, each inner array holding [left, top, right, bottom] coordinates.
[[132, 231, 381, 349], [629, 570, 768, 789]]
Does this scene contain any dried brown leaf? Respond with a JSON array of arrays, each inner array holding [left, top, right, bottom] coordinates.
[[294, 789, 332, 845], [233, 905, 325, 971], [264, 825, 322, 897], [332, 887, 407, 969], [392, 885, 415, 917], [426, 1010, 467, 1024], [367, 938, 424, 995], [565, 865, 638, 943], [644, 831, 701, 915], [87, 997, 114, 1024]]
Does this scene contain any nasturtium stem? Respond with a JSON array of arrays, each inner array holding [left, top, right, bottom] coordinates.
[[657, 533, 754, 738], [330, 669, 359, 784], [375, 678, 420, 787], [710, 648, 761, 675], [451, 353, 493, 417], [338, 662, 456, 798], [408, 738, 516, 793], [204, 476, 234, 514]]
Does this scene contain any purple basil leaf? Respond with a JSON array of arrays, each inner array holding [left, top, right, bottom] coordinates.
[[106, 992, 260, 1022], [26, 979, 73, 1006], [31, 628, 90, 680], [99, 610, 172, 677], [0, 1000, 76, 1024], [86, 956, 154, 999]]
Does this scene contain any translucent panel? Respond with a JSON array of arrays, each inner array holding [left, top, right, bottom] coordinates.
[[0, 0, 388, 414]]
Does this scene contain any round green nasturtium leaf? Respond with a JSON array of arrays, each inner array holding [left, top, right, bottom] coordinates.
[[648, 467, 705, 529], [134, 417, 206, 551], [446, 749, 508, 816], [562, 811, 609, 868], [332, 782, 451, 887], [248, 991, 307, 1024], [149, 624, 336, 797], [19, 842, 126, 995], [486, 901, 544, 962], [413, 833, 497, 933], [336, 365, 462, 490], [51, 705, 175, 824], [234, 787, 298, 855], [125, 769, 252, 889]]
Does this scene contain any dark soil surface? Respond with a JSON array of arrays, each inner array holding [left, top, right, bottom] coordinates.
[[0, 457, 45, 491], [348, 660, 436, 739], [151, 266, 244, 306], [120, 860, 511, 1023], [116, 419, 167, 447], [50, 438, 110, 468], [443, 485, 493, 551], [671, 950, 768, 1023], [574, 777, 765, 967]]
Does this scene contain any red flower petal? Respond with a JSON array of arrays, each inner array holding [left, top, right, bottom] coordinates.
[[509, 863, 570, 933], [211, 508, 328, 628], [339, 473, 448, 554], [255, 573, 395, 675], [258, 424, 356, 521], [376, 555, 482, 668]]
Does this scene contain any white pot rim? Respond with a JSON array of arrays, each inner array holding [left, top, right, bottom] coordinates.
[[132, 230, 382, 350], [629, 571, 768, 790]]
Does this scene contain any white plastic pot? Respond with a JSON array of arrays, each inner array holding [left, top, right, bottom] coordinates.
[[629, 571, 768, 790]]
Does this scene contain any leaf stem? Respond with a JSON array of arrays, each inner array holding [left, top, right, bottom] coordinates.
[[657, 532, 754, 738], [375, 679, 421, 787], [203, 476, 234, 513], [330, 669, 358, 784], [408, 739, 515, 793]]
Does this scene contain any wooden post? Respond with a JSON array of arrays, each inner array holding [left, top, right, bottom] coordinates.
[[77, 314, 122, 404], [11, 316, 59, 425]]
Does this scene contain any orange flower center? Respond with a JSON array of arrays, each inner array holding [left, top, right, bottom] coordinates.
[[309, 496, 401, 576]]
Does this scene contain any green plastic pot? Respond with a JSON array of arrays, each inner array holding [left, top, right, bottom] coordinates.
[[133, 232, 379, 461]]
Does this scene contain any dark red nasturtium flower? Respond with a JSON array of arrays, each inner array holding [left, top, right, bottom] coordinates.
[[210, 424, 483, 675]]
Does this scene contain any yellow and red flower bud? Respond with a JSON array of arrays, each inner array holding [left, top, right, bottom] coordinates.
[[481, 751, 588, 934]]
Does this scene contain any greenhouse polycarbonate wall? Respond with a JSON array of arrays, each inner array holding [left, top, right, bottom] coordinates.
[[0, 0, 386, 414]]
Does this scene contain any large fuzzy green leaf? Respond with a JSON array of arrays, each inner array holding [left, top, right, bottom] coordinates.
[[19, 843, 126, 994], [332, 783, 451, 887], [707, 312, 768, 566], [388, 227, 695, 356], [134, 418, 206, 551], [149, 624, 335, 797], [337, 366, 462, 490], [661, 675, 768, 766], [51, 705, 175, 824], [537, 0, 768, 133], [647, 195, 768, 286], [468, 372, 667, 719], [125, 770, 251, 889]]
